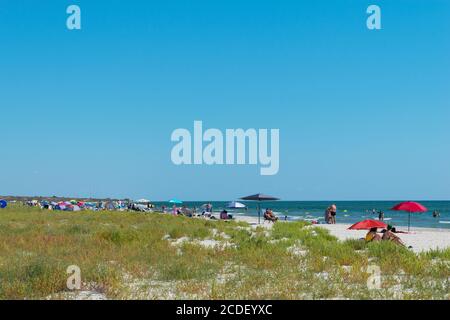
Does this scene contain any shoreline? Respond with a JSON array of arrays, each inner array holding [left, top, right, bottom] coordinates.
[[232, 214, 450, 253]]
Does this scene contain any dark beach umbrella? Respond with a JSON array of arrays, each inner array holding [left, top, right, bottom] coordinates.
[[391, 201, 427, 232], [0, 200, 7, 209], [240, 194, 280, 224]]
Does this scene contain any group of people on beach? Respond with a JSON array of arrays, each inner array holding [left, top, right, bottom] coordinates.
[[365, 225, 408, 247], [161, 203, 235, 220]]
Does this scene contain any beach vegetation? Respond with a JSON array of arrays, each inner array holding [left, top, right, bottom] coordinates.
[[0, 205, 448, 299]]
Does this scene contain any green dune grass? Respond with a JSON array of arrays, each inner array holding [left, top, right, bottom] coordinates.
[[0, 205, 448, 300]]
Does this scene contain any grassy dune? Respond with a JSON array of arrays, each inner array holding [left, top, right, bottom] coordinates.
[[0, 205, 448, 300]]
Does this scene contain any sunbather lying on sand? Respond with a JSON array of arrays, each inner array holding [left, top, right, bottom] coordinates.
[[388, 226, 409, 234]]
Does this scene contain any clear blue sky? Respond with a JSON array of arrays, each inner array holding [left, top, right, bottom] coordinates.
[[1, 0, 449, 200]]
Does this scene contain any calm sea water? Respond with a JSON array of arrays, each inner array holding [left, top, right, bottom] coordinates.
[[154, 201, 450, 229]]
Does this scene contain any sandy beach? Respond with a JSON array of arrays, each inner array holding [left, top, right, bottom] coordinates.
[[234, 215, 450, 253]]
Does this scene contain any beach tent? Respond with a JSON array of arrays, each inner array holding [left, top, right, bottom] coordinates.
[[240, 193, 280, 224], [0, 200, 7, 209], [391, 201, 427, 232], [55, 204, 66, 211], [104, 202, 116, 210], [226, 201, 247, 209], [65, 205, 81, 212]]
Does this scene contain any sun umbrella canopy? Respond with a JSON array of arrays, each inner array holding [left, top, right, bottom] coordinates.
[[169, 198, 183, 204], [391, 201, 428, 213], [240, 194, 280, 201], [0, 200, 7, 209], [348, 219, 387, 230], [240, 193, 280, 224], [391, 201, 427, 231], [227, 201, 247, 209]]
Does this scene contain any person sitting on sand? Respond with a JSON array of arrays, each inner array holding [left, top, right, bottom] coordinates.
[[381, 226, 406, 247], [220, 210, 232, 220], [264, 209, 278, 223], [365, 227, 382, 242]]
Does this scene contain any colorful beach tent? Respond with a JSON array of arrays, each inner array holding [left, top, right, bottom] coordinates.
[[66, 205, 81, 212], [104, 202, 116, 210], [0, 200, 7, 209], [226, 201, 247, 209], [240, 193, 280, 224], [391, 201, 427, 231], [348, 219, 387, 230]]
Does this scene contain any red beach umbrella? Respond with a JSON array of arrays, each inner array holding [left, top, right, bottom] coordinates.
[[348, 219, 387, 230], [391, 201, 427, 231]]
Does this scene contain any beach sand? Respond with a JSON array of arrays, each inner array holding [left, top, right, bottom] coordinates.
[[233, 215, 450, 253]]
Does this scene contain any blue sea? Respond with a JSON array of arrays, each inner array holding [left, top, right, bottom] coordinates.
[[154, 201, 450, 229]]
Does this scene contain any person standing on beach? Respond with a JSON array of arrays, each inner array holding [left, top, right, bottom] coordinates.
[[330, 204, 337, 224], [378, 210, 385, 221], [324, 207, 331, 224], [324, 204, 337, 224]]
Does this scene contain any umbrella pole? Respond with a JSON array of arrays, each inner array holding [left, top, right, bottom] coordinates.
[[258, 203, 261, 225], [408, 212, 411, 232]]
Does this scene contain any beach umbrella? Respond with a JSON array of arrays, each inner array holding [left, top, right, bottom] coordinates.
[[391, 201, 427, 232], [169, 198, 183, 205], [227, 201, 247, 209], [348, 219, 387, 230], [0, 200, 7, 209], [240, 193, 280, 224]]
